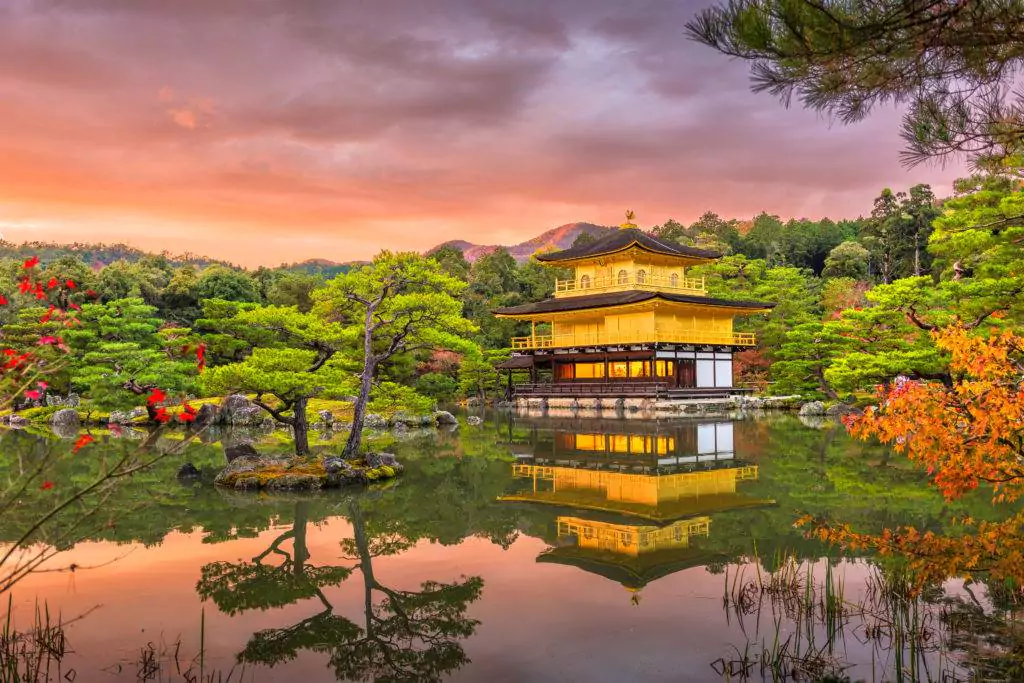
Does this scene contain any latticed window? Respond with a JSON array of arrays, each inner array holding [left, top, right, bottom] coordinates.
[[617, 269, 628, 284], [580, 274, 591, 289], [637, 269, 647, 284]]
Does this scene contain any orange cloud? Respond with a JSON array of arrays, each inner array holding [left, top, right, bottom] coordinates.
[[0, 0, 966, 267]]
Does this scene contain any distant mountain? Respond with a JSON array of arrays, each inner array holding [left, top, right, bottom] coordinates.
[[430, 222, 616, 263]]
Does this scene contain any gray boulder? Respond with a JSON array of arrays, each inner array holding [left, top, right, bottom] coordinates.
[[799, 401, 826, 416], [322, 456, 353, 475], [224, 443, 260, 462], [65, 393, 81, 408], [214, 453, 289, 487], [317, 409, 334, 424], [433, 410, 458, 426], [825, 403, 860, 418], [177, 462, 201, 480], [467, 415, 483, 426], [230, 406, 264, 426], [107, 411, 133, 425], [363, 414, 388, 431], [45, 394, 64, 407], [194, 403, 218, 427], [6, 415, 28, 428], [49, 409, 79, 427], [218, 394, 254, 424]]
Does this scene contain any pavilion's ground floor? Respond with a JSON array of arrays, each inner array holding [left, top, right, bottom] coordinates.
[[497, 344, 746, 400]]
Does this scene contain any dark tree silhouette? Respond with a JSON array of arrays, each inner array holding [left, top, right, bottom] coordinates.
[[686, 0, 1024, 168], [198, 497, 483, 682]]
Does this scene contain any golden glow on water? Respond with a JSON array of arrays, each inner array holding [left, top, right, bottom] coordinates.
[[556, 516, 711, 558]]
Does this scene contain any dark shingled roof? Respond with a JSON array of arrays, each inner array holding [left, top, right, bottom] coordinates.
[[494, 290, 775, 317], [494, 355, 535, 370], [535, 228, 721, 262]]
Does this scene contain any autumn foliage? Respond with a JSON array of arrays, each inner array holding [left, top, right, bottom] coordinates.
[[803, 326, 1024, 586]]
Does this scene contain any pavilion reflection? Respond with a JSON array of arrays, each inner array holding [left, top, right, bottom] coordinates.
[[499, 417, 773, 591]]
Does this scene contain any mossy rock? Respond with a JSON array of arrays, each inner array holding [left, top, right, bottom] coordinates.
[[214, 453, 402, 492]]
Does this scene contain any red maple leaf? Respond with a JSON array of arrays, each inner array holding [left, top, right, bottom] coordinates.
[[178, 403, 198, 423], [18, 278, 31, 294], [147, 388, 166, 406], [154, 406, 170, 423], [47, 277, 58, 290], [196, 343, 207, 371], [73, 434, 95, 453], [65, 279, 77, 289], [40, 481, 53, 491], [24, 389, 41, 400], [0, 294, 7, 305], [37, 336, 58, 345], [23, 256, 39, 269]]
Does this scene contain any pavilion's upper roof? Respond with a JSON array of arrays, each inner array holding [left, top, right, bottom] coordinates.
[[535, 228, 721, 263], [494, 289, 774, 317]]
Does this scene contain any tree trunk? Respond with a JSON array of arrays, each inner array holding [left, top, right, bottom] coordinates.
[[343, 305, 379, 459], [293, 501, 309, 577], [343, 362, 375, 458], [293, 395, 310, 456], [349, 500, 378, 637], [814, 366, 840, 401]]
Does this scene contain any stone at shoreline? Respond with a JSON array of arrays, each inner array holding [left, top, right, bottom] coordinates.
[[177, 462, 201, 480], [49, 408, 79, 428], [363, 414, 388, 431], [194, 403, 218, 427], [433, 410, 459, 426], [50, 422, 80, 439], [224, 443, 260, 462], [218, 394, 255, 425], [5, 415, 28, 428], [799, 401, 826, 416], [467, 415, 483, 426], [214, 451, 403, 491], [826, 403, 861, 418], [231, 406, 265, 426], [107, 410, 134, 425]]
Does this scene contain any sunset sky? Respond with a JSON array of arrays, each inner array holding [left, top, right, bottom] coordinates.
[[1, 0, 966, 267]]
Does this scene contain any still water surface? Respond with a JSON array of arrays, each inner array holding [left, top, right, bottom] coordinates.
[[1, 411, 1007, 681]]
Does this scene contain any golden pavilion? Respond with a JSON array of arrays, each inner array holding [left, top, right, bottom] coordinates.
[[494, 226, 774, 398], [499, 418, 774, 590]]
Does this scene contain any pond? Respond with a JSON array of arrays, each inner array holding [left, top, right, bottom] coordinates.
[[0, 410, 1017, 682]]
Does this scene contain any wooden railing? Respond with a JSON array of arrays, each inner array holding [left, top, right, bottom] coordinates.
[[509, 329, 756, 350], [554, 272, 706, 297], [515, 381, 669, 397]]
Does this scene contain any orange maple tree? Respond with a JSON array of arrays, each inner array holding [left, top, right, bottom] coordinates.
[[801, 326, 1024, 587]]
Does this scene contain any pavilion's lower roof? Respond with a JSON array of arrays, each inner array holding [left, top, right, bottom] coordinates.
[[494, 290, 774, 317]]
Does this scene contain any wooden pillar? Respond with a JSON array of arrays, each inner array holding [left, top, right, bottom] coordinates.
[[531, 320, 536, 346]]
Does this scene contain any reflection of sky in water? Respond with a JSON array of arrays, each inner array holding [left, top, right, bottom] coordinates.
[[2, 414, 981, 682]]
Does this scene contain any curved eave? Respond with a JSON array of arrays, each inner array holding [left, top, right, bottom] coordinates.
[[535, 240, 718, 266], [494, 292, 776, 321]]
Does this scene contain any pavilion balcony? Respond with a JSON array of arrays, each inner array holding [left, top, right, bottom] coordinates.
[[554, 272, 706, 298], [509, 329, 756, 350]]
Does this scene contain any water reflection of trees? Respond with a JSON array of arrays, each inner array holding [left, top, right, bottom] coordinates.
[[198, 497, 484, 682]]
